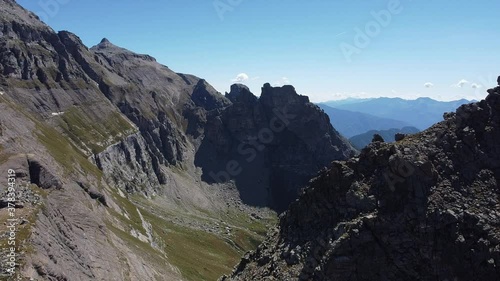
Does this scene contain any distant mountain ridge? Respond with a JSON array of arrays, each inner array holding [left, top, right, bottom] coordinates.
[[317, 104, 412, 138], [324, 97, 473, 130], [321, 98, 374, 107]]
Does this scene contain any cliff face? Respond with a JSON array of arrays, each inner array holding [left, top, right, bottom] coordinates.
[[197, 84, 356, 211], [222, 85, 500, 280], [0, 1, 355, 279]]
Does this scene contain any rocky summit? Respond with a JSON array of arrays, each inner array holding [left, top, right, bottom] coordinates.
[[197, 83, 356, 211], [221, 84, 500, 280], [0, 0, 355, 280]]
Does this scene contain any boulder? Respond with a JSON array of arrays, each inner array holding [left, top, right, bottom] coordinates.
[[394, 133, 406, 141], [372, 133, 385, 143]]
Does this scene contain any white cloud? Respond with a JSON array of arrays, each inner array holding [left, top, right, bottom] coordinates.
[[232, 73, 249, 83], [424, 82, 434, 88], [452, 79, 469, 88], [471, 83, 482, 89]]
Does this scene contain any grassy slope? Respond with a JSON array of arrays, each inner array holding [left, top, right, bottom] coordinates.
[[56, 105, 136, 154], [109, 191, 277, 281]]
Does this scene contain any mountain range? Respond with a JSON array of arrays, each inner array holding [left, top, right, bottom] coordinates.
[[317, 104, 413, 138], [322, 97, 473, 131]]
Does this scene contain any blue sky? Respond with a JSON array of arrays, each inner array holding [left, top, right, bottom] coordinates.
[[17, 0, 500, 102]]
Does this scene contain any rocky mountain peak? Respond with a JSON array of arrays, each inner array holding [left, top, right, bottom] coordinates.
[[90, 37, 156, 62], [92, 37, 119, 50], [94, 37, 114, 49], [100, 37, 111, 44], [260, 83, 310, 108], [190, 79, 230, 110], [225, 83, 257, 103], [195, 83, 356, 211]]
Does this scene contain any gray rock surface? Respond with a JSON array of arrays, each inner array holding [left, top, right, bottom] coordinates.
[[94, 133, 161, 195]]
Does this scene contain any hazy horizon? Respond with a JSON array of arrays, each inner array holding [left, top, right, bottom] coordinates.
[[16, 0, 500, 102]]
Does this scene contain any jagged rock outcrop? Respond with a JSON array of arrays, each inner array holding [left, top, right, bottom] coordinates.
[[222, 87, 500, 280], [196, 83, 356, 211]]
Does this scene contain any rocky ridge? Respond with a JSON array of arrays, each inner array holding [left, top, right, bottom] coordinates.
[[221, 82, 500, 280], [197, 83, 355, 211]]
